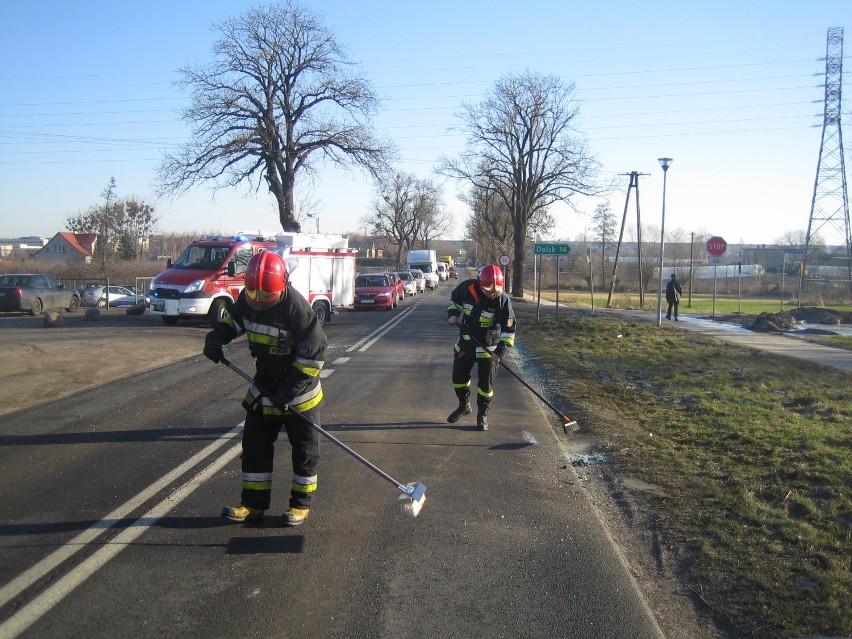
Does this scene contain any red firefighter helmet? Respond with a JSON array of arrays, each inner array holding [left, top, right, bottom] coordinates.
[[477, 264, 504, 299], [244, 251, 287, 310]]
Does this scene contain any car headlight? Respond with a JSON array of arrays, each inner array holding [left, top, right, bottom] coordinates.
[[183, 279, 206, 294]]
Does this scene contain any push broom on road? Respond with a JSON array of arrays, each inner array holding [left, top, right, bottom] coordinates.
[[219, 356, 427, 518]]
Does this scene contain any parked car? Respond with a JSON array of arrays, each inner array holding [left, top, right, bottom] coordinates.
[[98, 285, 141, 308], [83, 283, 140, 308], [0, 274, 81, 315], [381, 272, 405, 301], [395, 271, 417, 296], [80, 282, 105, 306], [354, 274, 398, 311], [409, 269, 427, 293]]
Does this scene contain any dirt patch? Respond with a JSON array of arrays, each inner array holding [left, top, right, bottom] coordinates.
[[0, 309, 208, 417], [716, 307, 852, 332]]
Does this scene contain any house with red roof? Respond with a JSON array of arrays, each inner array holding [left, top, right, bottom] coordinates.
[[35, 232, 97, 263]]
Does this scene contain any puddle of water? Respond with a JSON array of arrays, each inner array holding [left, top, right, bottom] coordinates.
[[680, 316, 852, 336], [569, 453, 607, 466]]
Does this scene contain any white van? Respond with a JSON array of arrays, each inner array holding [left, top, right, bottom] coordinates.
[[436, 262, 448, 281]]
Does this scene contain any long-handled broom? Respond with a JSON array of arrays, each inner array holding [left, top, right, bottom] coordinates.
[[461, 326, 579, 431], [219, 356, 427, 518]]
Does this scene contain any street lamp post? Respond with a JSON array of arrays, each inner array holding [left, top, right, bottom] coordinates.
[[306, 213, 320, 234], [656, 157, 673, 326]]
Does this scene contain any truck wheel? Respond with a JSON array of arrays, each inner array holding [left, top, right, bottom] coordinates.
[[30, 298, 43, 316], [312, 301, 330, 323], [209, 299, 229, 327], [162, 316, 179, 325]]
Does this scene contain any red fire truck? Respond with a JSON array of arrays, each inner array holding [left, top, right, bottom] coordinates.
[[148, 233, 355, 326]]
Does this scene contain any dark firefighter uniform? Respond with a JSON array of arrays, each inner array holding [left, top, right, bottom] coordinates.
[[447, 278, 516, 417], [210, 286, 326, 514]]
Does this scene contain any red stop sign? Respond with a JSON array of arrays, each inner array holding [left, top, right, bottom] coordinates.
[[706, 236, 727, 257]]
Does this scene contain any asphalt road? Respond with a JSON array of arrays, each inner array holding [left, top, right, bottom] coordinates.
[[0, 286, 666, 639]]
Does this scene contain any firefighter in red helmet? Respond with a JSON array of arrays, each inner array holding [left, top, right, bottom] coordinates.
[[446, 264, 516, 430], [203, 250, 327, 527]]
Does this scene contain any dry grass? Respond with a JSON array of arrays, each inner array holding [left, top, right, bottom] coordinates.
[[515, 306, 851, 639]]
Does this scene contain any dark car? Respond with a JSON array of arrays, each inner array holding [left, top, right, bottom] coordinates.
[[354, 274, 398, 311], [0, 274, 81, 315]]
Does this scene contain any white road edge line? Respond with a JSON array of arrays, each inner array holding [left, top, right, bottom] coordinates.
[[0, 438, 243, 639], [0, 424, 243, 613], [350, 307, 416, 352]]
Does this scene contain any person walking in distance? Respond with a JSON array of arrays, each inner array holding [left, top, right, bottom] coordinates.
[[446, 264, 516, 431], [203, 251, 327, 527], [665, 273, 683, 321]]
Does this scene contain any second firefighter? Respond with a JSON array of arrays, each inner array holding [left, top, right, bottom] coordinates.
[[446, 264, 516, 430]]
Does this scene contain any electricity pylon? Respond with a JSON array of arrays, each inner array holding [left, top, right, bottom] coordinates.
[[801, 27, 851, 301]]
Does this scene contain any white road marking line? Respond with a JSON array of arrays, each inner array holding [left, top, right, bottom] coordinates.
[[346, 307, 415, 353], [0, 425, 243, 613], [0, 439, 243, 639]]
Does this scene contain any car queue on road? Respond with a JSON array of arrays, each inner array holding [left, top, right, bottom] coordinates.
[[353, 268, 445, 312]]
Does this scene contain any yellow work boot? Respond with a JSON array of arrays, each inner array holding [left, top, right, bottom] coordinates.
[[283, 507, 310, 527], [222, 505, 265, 523]]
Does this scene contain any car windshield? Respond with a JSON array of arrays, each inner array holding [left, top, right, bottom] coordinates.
[[172, 245, 230, 270], [397, 273, 411, 280], [356, 276, 387, 287]]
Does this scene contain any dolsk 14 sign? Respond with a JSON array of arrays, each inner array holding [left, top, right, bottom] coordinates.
[[534, 243, 571, 255]]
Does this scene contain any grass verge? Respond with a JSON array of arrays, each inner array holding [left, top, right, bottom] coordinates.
[[516, 306, 851, 638]]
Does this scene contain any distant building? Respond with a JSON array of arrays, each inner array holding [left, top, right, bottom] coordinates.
[[0, 236, 49, 260], [34, 232, 97, 263]]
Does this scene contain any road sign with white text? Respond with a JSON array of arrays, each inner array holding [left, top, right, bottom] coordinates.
[[706, 236, 727, 257], [534, 243, 571, 255]]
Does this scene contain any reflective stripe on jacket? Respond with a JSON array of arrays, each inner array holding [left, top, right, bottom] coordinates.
[[447, 279, 516, 358], [212, 287, 327, 419]]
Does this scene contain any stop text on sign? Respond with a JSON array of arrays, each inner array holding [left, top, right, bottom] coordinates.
[[706, 236, 728, 257]]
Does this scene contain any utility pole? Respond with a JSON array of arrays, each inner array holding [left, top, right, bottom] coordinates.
[[606, 171, 648, 308]]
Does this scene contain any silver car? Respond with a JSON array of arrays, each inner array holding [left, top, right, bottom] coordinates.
[[84, 284, 141, 309], [395, 271, 417, 296], [408, 269, 426, 293]]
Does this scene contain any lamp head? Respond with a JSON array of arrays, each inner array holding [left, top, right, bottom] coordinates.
[[658, 157, 673, 171]]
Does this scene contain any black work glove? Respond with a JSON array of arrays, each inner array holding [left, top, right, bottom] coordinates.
[[272, 387, 295, 411], [493, 345, 506, 363], [203, 331, 224, 363]]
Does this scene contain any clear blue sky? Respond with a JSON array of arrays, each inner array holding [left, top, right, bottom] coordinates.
[[1, 0, 849, 246]]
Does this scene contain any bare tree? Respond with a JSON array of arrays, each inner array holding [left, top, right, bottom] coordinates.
[[441, 70, 602, 296], [156, 1, 395, 232], [776, 229, 824, 250], [461, 181, 514, 268], [591, 202, 616, 288], [364, 172, 447, 267], [66, 178, 158, 270]]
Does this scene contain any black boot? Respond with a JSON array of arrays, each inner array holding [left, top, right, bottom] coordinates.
[[476, 405, 488, 431], [447, 400, 471, 423]]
